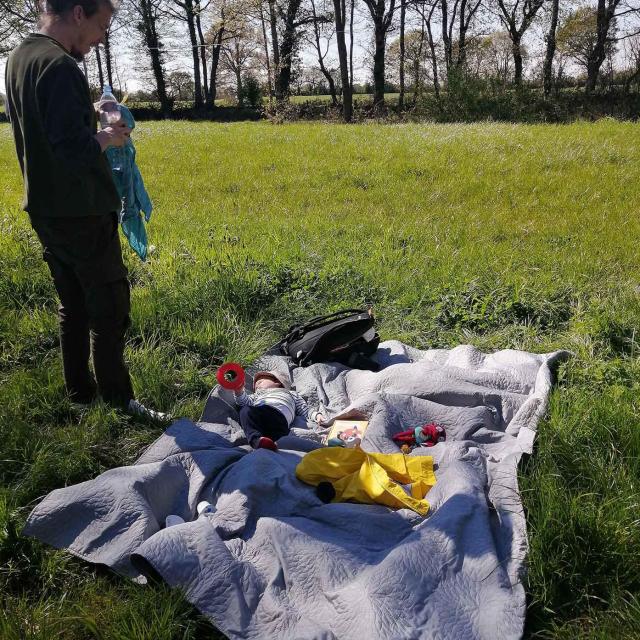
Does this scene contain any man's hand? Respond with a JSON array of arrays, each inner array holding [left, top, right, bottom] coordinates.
[[94, 122, 131, 151], [315, 414, 326, 426]]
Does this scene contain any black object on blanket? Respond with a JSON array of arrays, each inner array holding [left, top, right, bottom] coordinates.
[[279, 308, 380, 370]]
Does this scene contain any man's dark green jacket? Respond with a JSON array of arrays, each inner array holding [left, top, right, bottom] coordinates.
[[5, 34, 121, 217]]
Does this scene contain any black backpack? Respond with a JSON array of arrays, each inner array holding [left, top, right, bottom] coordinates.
[[279, 309, 380, 370]]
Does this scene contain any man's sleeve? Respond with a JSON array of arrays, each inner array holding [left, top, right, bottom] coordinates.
[[37, 60, 103, 173]]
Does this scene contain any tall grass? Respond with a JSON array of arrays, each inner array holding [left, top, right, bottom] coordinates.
[[1, 120, 639, 638]]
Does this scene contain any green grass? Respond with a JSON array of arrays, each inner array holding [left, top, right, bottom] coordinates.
[[1, 120, 639, 638]]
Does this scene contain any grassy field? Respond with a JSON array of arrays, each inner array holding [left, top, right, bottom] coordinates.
[[1, 120, 640, 639], [126, 93, 400, 108], [288, 93, 402, 104]]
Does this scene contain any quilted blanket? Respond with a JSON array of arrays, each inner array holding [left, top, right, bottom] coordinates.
[[24, 341, 567, 639]]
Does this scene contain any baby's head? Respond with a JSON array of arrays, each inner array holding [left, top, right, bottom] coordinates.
[[253, 371, 288, 391]]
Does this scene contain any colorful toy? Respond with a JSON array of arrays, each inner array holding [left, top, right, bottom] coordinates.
[[392, 423, 446, 450], [216, 362, 246, 391]]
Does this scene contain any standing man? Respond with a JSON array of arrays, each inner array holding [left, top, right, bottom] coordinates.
[[5, 0, 165, 419]]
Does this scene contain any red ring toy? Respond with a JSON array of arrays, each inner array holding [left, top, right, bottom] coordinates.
[[216, 362, 245, 391]]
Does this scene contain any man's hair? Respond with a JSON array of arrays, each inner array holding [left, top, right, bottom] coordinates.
[[40, 0, 115, 18]]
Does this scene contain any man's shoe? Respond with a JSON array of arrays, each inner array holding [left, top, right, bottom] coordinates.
[[127, 399, 171, 422]]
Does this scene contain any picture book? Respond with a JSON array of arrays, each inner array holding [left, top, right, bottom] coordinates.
[[324, 419, 369, 448]]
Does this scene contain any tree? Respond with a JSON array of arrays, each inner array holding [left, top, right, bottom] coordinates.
[[254, 0, 274, 100], [205, 3, 226, 106], [412, 0, 440, 99], [95, 46, 105, 88], [306, 0, 338, 106], [557, 7, 599, 69], [127, 0, 173, 115], [163, 0, 209, 107], [584, 0, 623, 93], [238, 72, 264, 105], [361, 0, 397, 110], [275, 0, 307, 100], [104, 30, 115, 88], [470, 31, 520, 83], [195, 1, 211, 105], [220, 16, 260, 105], [622, 34, 640, 91], [167, 70, 196, 100], [557, 0, 640, 93], [398, 0, 406, 108], [557, 6, 615, 91], [494, 0, 545, 86], [332, 0, 353, 118], [440, 0, 483, 79], [0, 0, 38, 55], [388, 29, 433, 95], [542, 0, 560, 96]]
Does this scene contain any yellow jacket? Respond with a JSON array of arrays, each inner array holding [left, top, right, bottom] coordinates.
[[296, 447, 436, 515]]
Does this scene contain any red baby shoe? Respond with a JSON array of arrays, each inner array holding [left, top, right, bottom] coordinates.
[[257, 436, 278, 451]]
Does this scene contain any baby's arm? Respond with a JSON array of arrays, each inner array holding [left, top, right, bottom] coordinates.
[[292, 392, 325, 425], [234, 388, 255, 407]]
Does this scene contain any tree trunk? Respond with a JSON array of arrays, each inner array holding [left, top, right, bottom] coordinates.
[[362, 0, 395, 110], [412, 10, 425, 104], [139, 0, 171, 116], [623, 66, 640, 93], [441, 0, 452, 76], [585, 0, 611, 94], [334, 0, 352, 120], [398, 0, 406, 109], [425, 4, 439, 98], [208, 25, 224, 107], [349, 0, 354, 93], [236, 60, 243, 106], [543, 0, 559, 97], [372, 20, 386, 109], [104, 31, 114, 88], [275, 0, 303, 101], [259, 4, 274, 101], [184, 0, 203, 107], [268, 0, 280, 82], [195, 7, 209, 105], [456, 0, 468, 69], [95, 46, 105, 88], [512, 35, 523, 86], [311, 0, 338, 106]]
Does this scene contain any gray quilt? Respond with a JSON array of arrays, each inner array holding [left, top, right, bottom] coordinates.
[[24, 341, 568, 640]]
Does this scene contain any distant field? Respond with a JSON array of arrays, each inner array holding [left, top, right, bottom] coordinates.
[[288, 93, 403, 104], [126, 93, 404, 110], [1, 120, 639, 639]]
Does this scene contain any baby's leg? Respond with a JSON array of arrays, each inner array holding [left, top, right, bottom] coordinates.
[[239, 405, 289, 448]]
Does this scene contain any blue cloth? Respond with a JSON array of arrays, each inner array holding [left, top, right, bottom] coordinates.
[[105, 106, 152, 261]]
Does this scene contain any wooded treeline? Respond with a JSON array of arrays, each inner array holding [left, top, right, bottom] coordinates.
[[1, 0, 640, 121]]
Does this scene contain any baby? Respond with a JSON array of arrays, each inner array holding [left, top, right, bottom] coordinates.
[[234, 370, 325, 450]]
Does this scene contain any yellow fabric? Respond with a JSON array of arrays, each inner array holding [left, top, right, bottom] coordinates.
[[296, 447, 437, 515]]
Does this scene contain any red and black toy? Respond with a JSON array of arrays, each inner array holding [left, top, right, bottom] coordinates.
[[216, 362, 246, 391], [393, 423, 446, 449]]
